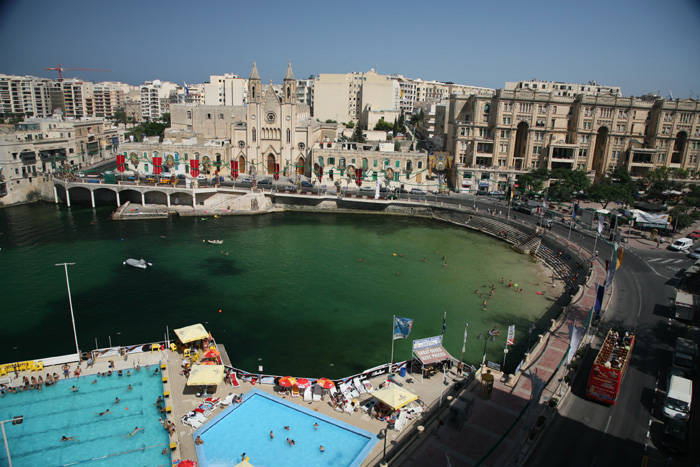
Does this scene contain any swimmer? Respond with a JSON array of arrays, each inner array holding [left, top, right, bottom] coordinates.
[[195, 435, 204, 445], [395, 272, 400, 276], [313, 423, 319, 430], [284, 426, 290, 431], [358, 258, 365, 262], [61, 436, 78, 442], [69, 386, 78, 392], [320, 445, 325, 452], [241, 453, 246, 461], [114, 397, 120, 404], [124, 427, 144, 438], [270, 431, 274, 439], [422, 258, 427, 262], [127, 385, 133, 391], [483, 300, 488, 306], [91, 379, 97, 384], [97, 409, 111, 416], [442, 262, 447, 268]]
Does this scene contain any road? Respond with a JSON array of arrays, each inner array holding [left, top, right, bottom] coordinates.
[[525, 221, 700, 465]]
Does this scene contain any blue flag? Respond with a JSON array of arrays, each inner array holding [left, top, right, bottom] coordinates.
[[594, 283, 606, 314], [394, 316, 414, 340]]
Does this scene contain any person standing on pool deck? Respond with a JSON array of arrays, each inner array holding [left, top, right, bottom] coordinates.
[[195, 436, 204, 445]]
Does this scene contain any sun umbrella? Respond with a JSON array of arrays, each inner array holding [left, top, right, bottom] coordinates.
[[175, 461, 197, 467], [295, 378, 311, 388], [204, 350, 220, 359], [316, 377, 335, 389], [372, 385, 418, 410], [186, 365, 225, 386], [278, 376, 296, 387]]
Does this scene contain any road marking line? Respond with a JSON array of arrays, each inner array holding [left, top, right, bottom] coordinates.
[[604, 415, 612, 434], [647, 258, 661, 262], [660, 258, 676, 264]]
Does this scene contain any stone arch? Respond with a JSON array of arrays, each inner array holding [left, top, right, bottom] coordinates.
[[672, 131, 688, 165], [591, 126, 610, 179], [513, 121, 529, 170], [297, 156, 305, 175]]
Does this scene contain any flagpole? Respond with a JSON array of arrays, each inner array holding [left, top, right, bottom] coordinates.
[[390, 315, 395, 374]]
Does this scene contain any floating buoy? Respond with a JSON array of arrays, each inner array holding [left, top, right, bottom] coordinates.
[[392, 253, 397, 256], [219, 310, 222, 313], [536, 291, 543, 295]]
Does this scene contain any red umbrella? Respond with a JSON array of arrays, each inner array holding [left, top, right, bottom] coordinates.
[[296, 378, 311, 389], [204, 350, 220, 359], [316, 377, 335, 389], [278, 376, 296, 387], [176, 461, 197, 467]]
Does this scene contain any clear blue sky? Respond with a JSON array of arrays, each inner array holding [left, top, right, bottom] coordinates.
[[1, 0, 699, 98]]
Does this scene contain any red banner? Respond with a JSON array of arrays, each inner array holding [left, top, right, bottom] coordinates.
[[232, 161, 238, 179], [274, 163, 280, 181], [318, 166, 323, 183], [116, 154, 126, 172], [191, 159, 200, 178], [152, 156, 162, 174], [356, 168, 363, 187]]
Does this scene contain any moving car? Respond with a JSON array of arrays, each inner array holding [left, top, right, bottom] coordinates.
[[669, 238, 693, 252]]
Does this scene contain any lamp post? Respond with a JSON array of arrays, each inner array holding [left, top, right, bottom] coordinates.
[[527, 323, 536, 350], [56, 263, 80, 362], [1, 416, 24, 467], [477, 330, 497, 367]]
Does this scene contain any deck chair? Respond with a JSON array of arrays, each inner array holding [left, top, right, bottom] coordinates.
[[347, 383, 360, 398], [329, 385, 339, 398], [362, 380, 375, 393], [312, 384, 323, 402], [230, 372, 240, 387], [353, 378, 367, 394], [339, 382, 352, 399], [219, 393, 235, 408], [393, 410, 409, 432], [303, 386, 313, 402], [291, 385, 300, 397]]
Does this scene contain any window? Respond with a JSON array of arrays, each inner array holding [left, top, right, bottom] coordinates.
[[538, 105, 547, 114], [219, 113, 224, 120], [658, 154, 665, 163], [373, 159, 378, 167], [460, 127, 469, 136], [187, 111, 191, 119], [395, 160, 400, 168], [499, 144, 507, 154], [500, 130, 510, 138], [519, 103, 533, 113], [536, 119, 546, 128], [207, 113, 211, 119], [328, 157, 335, 165], [286, 129, 290, 143], [318, 156, 324, 166], [580, 135, 590, 143], [534, 132, 544, 141], [252, 128, 256, 141], [616, 124, 626, 132], [533, 146, 542, 155], [503, 117, 511, 125], [611, 150, 621, 160], [618, 110, 628, 119], [418, 161, 423, 169], [584, 107, 592, 117], [583, 121, 592, 130]]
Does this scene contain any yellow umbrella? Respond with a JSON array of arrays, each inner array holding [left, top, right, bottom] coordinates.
[[372, 385, 418, 409], [186, 364, 225, 386], [174, 323, 209, 344]]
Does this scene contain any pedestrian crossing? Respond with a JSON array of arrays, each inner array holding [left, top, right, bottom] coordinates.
[[646, 257, 690, 264]]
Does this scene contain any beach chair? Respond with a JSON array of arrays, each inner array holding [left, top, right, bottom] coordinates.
[[230, 372, 240, 388], [303, 386, 312, 402], [339, 382, 352, 399], [205, 397, 220, 405], [312, 384, 323, 402], [347, 382, 360, 398], [362, 380, 375, 393], [219, 393, 235, 408], [353, 378, 367, 394], [329, 385, 338, 398], [393, 410, 409, 432], [291, 385, 300, 397]]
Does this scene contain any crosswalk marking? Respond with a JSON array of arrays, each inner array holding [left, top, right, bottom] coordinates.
[[647, 257, 687, 265]]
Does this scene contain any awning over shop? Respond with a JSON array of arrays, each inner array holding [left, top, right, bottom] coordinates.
[[372, 385, 418, 410], [174, 323, 209, 343], [186, 364, 225, 386], [414, 345, 451, 365]]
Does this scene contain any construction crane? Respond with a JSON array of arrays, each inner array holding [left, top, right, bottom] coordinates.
[[45, 64, 112, 80]]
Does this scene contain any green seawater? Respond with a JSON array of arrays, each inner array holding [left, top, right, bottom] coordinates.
[[0, 203, 558, 378]]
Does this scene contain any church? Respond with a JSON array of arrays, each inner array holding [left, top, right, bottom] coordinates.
[[165, 62, 332, 180]]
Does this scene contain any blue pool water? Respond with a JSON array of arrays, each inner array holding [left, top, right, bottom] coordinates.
[[0, 368, 170, 466], [196, 389, 377, 467]]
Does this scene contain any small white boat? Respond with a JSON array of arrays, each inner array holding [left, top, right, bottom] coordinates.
[[207, 240, 224, 245], [123, 258, 152, 269]]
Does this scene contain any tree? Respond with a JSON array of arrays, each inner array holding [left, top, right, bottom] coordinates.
[[410, 109, 425, 124], [517, 168, 550, 193], [344, 121, 355, 129], [351, 124, 366, 143], [588, 178, 634, 209], [112, 110, 127, 125], [374, 118, 394, 132], [160, 113, 170, 125], [325, 119, 337, 124], [547, 168, 591, 202]]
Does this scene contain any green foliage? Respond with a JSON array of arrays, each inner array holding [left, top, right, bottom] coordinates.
[[669, 206, 697, 231], [160, 113, 171, 125], [548, 169, 591, 202], [394, 141, 400, 151], [344, 121, 355, 129], [325, 119, 337, 124], [409, 109, 425, 124], [112, 110, 127, 125], [126, 120, 170, 142], [518, 168, 550, 193], [644, 166, 687, 198], [351, 124, 366, 143], [588, 168, 636, 209], [374, 118, 394, 132]]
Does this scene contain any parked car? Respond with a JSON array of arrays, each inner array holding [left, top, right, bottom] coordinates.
[[237, 177, 253, 184], [394, 187, 408, 194], [689, 230, 700, 240], [489, 190, 505, 197], [301, 180, 314, 188], [258, 178, 273, 186], [359, 186, 374, 192], [669, 238, 693, 251], [661, 418, 687, 453], [410, 188, 426, 195], [379, 186, 389, 193], [282, 184, 296, 191], [689, 248, 700, 259]]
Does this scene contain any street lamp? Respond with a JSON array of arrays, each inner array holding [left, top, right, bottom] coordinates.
[[1, 416, 24, 467], [527, 323, 536, 350], [477, 331, 497, 367], [56, 263, 80, 362]]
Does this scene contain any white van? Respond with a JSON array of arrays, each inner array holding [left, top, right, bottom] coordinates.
[[663, 375, 692, 420], [669, 238, 693, 251]]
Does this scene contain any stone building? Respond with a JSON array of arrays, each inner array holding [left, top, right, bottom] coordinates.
[[443, 89, 700, 191]]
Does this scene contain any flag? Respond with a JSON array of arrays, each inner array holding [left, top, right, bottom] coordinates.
[[542, 197, 548, 209], [594, 283, 606, 313], [669, 90, 674, 101], [529, 369, 546, 404], [462, 324, 468, 354], [605, 261, 615, 288], [393, 316, 413, 340], [442, 312, 446, 336], [616, 246, 624, 270], [598, 215, 604, 234], [506, 325, 515, 346], [184, 82, 190, 97], [567, 326, 584, 364], [572, 203, 579, 221]]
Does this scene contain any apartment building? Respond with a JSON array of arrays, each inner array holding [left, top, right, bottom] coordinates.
[[140, 80, 178, 121], [93, 82, 125, 117], [0, 116, 124, 205], [444, 89, 700, 191], [203, 73, 247, 106], [504, 80, 622, 97], [0, 74, 54, 118]]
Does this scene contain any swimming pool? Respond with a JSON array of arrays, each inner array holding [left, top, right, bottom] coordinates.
[[0, 368, 169, 466], [196, 389, 378, 467]]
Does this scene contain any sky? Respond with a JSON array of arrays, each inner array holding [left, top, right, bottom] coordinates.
[[1, 0, 699, 98]]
